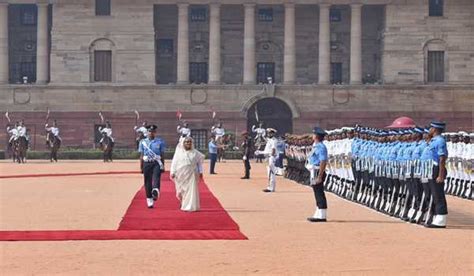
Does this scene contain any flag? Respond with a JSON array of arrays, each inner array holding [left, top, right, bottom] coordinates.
[[255, 104, 259, 122], [176, 110, 182, 120]]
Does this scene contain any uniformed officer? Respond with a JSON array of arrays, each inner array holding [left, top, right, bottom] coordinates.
[[7, 121, 19, 145], [99, 121, 114, 145], [256, 128, 278, 193], [425, 121, 449, 228], [177, 122, 191, 138], [17, 120, 28, 148], [45, 120, 62, 142], [307, 127, 329, 222], [138, 125, 164, 209], [241, 131, 253, 179], [211, 122, 225, 141]]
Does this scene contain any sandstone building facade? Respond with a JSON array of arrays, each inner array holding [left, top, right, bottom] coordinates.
[[0, 0, 473, 150]]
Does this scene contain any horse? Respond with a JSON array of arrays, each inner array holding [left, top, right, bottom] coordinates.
[[216, 134, 233, 162], [46, 132, 61, 162], [12, 136, 28, 163], [99, 134, 114, 162]]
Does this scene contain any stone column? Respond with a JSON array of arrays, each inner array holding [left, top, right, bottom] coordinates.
[[36, 3, 49, 84], [350, 4, 362, 84], [318, 4, 330, 84], [243, 4, 256, 85], [0, 2, 8, 84], [208, 3, 221, 84], [283, 3, 296, 84], [177, 3, 189, 84]]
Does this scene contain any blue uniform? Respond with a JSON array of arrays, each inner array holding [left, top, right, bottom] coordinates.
[[426, 135, 448, 165], [139, 138, 164, 160], [208, 141, 218, 154], [308, 142, 328, 166]]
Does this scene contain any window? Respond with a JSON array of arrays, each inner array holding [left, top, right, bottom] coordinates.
[[329, 9, 341, 22], [257, 62, 275, 84], [94, 50, 112, 82], [429, 0, 443, 17], [157, 39, 173, 57], [427, 51, 444, 82], [96, 0, 111, 16], [21, 5, 37, 25], [258, 8, 273, 22], [331, 63, 342, 84], [189, 62, 208, 84], [20, 62, 36, 84], [190, 7, 206, 22], [192, 129, 207, 150], [94, 124, 106, 144]]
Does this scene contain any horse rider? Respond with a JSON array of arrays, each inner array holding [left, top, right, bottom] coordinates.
[[211, 122, 225, 142], [7, 121, 19, 145], [13, 120, 29, 149], [134, 121, 149, 148], [45, 120, 62, 143], [134, 121, 149, 137], [99, 121, 114, 145], [177, 122, 191, 137]]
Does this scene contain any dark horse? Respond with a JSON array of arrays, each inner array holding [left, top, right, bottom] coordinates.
[[100, 134, 114, 162], [12, 137, 28, 163], [46, 132, 61, 162]]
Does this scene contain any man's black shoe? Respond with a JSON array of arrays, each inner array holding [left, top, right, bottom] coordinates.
[[262, 189, 274, 193], [307, 218, 327, 223], [425, 224, 446, 229]]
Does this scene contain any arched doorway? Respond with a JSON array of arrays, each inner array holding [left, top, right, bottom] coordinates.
[[247, 98, 293, 135]]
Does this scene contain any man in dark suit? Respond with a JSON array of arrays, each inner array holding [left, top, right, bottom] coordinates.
[[241, 131, 253, 179]]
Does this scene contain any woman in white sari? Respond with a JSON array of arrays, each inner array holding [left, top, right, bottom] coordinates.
[[170, 137, 205, 212]]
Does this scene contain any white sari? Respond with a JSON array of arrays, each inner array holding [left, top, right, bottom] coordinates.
[[170, 139, 205, 212]]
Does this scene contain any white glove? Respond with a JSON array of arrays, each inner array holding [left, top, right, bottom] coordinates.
[[243, 156, 247, 161]]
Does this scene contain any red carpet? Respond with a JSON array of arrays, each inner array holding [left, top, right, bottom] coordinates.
[[0, 172, 247, 241]]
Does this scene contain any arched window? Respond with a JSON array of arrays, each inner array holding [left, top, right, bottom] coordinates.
[[423, 39, 447, 83], [89, 38, 115, 82]]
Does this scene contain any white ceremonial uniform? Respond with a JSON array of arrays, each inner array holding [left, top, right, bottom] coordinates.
[[17, 126, 26, 137], [252, 125, 266, 140], [7, 127, 19, 142], [212, 127, 225, 140], [135, 126, 149, 137], [45, 125, 62, 140], [99, 127, 114, 142], [262, 136, 278, 191], [177, 126, 191, 137]]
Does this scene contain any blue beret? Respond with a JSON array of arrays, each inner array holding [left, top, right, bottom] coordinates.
[[430, 121, 446, 130], [414, 127, 424, 134], [313, 127, 327, 136]]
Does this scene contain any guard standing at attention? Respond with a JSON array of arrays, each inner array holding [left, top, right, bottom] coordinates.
[[307, 127, 329, 222]]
